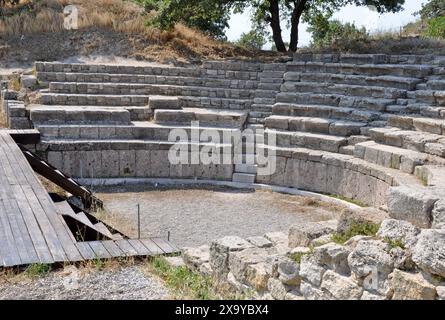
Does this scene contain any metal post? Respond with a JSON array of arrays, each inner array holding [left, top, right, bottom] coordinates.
[[168, 231, 171, 242], [137, 203, 141, 239]]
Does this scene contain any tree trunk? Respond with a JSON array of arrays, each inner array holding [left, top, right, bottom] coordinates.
[[289, 0, 307, 52], [268, 0, 287, 52]]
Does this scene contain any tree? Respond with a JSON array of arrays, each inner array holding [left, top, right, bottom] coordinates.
[[147, 0, 406, 52], [236, 29, 267, 50], [417, 0, 445, 20]]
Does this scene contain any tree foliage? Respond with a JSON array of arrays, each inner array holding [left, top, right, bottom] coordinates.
[[417, 0, 445, 20], [143, 0, 406, 52], [426, 16, 445, 39], [236, 29, 267, 50], [308, 19, 369, 47]]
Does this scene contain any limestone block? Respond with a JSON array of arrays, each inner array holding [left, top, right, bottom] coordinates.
[[376, 219, 420, 248], [390, 269, 436, 300], [299, 255, 326, 287], [387, 186, 439, 228], [246, 236, 273, 248], [288, 220, 337, 248], [348, 240, 394, 295], [412, 228, 445, 278], [209, 236, 254, 278], [101, 150, 119, 177], [320, 270, 363, 300], [312, 243, 351, 275], [182, 245, 210, 271]]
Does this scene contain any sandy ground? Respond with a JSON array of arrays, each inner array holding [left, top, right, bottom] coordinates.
[[94, 184, 344, 248]]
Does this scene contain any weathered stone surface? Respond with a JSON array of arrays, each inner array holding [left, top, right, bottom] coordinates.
[[182, 245, 210, 271], [209, 236, 254, 278], [264, 231, 288, 246], [377, 219, 420, 248], [310, 234, 333, 247], [277, 259, 300, 286], [387, 186, 439, 228], [437, 286, 445, 300], [337, 207, 387, 233], [228, 248, 271, 282], [246, 236, 273, 248], [348, 240, 394, 294], [432, 199, 445, 228], [288, 220, 337, 248], [20, 75, 37, 89], [245, 262, 272, 292], [267, 278, 290, 300], [312, 243, 351, 275], [389, 247, 416, 271], [299, 255, 326, 287], [344, 235, 374, 248], [360, 291, 386, 300], [412, 229, 445, 278], [320, 270, 363, 300], [300, 281, 330, 300], [390, 269, 437, 300], [284, 290, 305, 300]]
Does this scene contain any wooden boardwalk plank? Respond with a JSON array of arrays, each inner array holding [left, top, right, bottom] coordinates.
[[87, 241, 112, 259], [11, 185, 54, 263], [114, 240, 139, 256], [127, 239, 152, 256], [101, 240, 124, 258], [0, 199, 22, 267], [2, 134, 82, 262], [139, 238, 164, 255], [150, 237, 178, 254], [75, 242, 96, 260]]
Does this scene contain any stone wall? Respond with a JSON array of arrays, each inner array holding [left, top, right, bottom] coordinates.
[[40, 142, 234, 181], [0, 89, 31, 129], [182, 214, 445, 300]]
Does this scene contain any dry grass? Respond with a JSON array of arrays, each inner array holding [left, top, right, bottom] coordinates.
[[92, 206, 137, 237]]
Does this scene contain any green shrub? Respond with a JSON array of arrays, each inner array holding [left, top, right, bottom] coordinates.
[[426, 16, 445, 39], [236, 29, 267, 50], [25, 263, 51, 278], [331, 221, 380, 244]]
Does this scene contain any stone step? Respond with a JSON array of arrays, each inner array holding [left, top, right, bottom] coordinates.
[[36, 122, 240, 141], [48, 82, 254, 100], [264, 115, 366, 136], [29, 106, 131, 125], [40, 93, 150, 106], [232, 172, 256, 184], [39, 93, 252, 110], [408, 90, 445, 106], [420, 106, 445, 119], [272, 103, 382, 123], [35, 62, 202, 77], [251, 104, 273, 112], [276, 92, 395, 112], [354, 141, 434, 174], [415, 165, 445, 188], [235, 164, 258, 174], [29, 104, 151, 121], [37, 71, 259, 89], [258, 82, 282, 91], [388, 115, 445, 135], [280, 81, 407, 99], [154, 108, 248, 128], [286, 61, 434, 78], [427, 80, 445, 91], [284, 72, 422, 90], [256, 143, 423, 191], [292, 53, 444, 65], [368, 127, 445, 157], [339, 145, 355, 155], [148, 95, 180, 110], [265, 129, 347, 153]]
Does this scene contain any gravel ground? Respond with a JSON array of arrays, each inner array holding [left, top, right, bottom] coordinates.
[[94, 184, 344, 248], [0, 266, 170, 300]]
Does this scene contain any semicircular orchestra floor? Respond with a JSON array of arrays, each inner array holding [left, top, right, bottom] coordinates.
[[93, 184, 345, 248]]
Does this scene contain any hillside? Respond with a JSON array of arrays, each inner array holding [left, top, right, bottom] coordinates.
[[0, 0, 283, 69]]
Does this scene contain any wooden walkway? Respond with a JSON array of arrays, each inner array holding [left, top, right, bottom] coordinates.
[[0, 130, 178, 267]]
